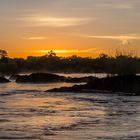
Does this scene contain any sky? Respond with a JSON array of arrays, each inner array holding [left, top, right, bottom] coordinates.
[[0, 0, 140, 58]]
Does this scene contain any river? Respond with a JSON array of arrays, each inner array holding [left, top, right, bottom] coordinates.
[[0, 74, 140, 139]]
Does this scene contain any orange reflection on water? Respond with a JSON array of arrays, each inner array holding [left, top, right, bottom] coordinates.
[[7, 94, 105, 127], [11, 97, 67, 108]]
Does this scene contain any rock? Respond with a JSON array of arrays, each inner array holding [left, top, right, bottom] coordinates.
[[85, 75, 140, 94], [48, 84, 85, 92], [66, 76, 98, 83], [16, 73, 98, 84], [0, 77, 10, 83], [48, 75, 140, 95], [16, 73, 66, 83], [9, 74, 20, 80]]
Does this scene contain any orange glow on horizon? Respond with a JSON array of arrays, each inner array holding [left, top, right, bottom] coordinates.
[[8, 49, 105, 58]]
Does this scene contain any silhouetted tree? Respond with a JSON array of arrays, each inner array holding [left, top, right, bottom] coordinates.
[[0, 50, 7, 59], [0, 50, 140, 75], [47, 50, 56, 58]]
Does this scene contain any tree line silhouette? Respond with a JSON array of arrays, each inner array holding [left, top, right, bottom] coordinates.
[[0, 50, 140, 75]]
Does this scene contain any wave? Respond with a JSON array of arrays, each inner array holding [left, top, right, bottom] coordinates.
[[0, 89, 44, 97]]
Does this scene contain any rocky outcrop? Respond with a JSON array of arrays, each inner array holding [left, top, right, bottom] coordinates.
[[9, 74, 20, 80], [16, 73, 66, 83], [0, 77, 10, 83], [48, 75, 140, 95], [15, 73, 97, 83], [66, 76, 98, 83]]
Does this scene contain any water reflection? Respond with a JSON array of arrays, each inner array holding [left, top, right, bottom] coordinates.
[[0, 82, 140, 139]]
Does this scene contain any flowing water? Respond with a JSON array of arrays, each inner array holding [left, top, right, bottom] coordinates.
[[0, 74, 140, 140]]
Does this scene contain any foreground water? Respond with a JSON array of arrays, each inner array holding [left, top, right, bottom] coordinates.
[[0, 74, 140, 139]]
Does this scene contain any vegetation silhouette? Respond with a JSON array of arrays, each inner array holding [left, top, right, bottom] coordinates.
[[0, 50, 140, 75]]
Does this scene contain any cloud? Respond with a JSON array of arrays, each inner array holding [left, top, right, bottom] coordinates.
[[84, 35, 140, 45], [115, 4, 133, 10], [20, 15, 92, 27], [22, 36, 46, 40], [85, 35, 140, 40], [101, 3, 133, 10]]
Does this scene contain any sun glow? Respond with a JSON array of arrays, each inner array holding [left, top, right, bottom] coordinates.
[[39, 48, 102, 54], [37, 48, 105, 57], [40, 50, 81, 54]]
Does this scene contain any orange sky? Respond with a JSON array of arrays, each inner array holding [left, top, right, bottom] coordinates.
[[0, 0, 140, 58]]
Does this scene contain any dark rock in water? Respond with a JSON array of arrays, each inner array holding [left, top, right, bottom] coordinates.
[[66, 76, 98, 83], [9, 74, 20, 80], [0, 77, 10, 83], [48, 75, 140, 95], [16, 73, 66, 83], [48, 84, 85, 92], [86, 75, 140, 94], [16, 73, 98, 84]]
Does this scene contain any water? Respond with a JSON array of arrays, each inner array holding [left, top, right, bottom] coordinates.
[[56, 73, 108, 78], [0, 74, 140, 139]]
